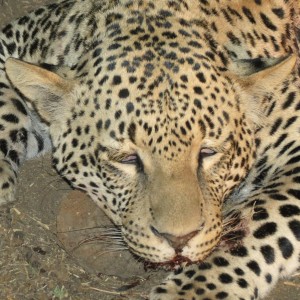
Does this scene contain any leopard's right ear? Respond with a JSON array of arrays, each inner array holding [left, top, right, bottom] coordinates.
[[5, 58, 75, 123], [229, 55, 297, 127]]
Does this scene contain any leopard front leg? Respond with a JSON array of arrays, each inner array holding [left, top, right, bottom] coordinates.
[[150, 199, 300, 300], [150, 258, 261, 300], [0, 80, 28, 204], [150, 258, 258, 300], [0, 78, 51, 204]]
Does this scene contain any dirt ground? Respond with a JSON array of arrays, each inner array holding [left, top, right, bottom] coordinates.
[[0, 1, 300, 300]]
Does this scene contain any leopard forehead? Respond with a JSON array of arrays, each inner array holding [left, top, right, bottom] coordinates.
[[64, 12, 247, 161], [52, 0, 293, 162]]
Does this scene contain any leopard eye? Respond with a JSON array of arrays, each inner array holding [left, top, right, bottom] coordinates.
[[121, 154, 144, 172], [121, 154, 138, 164], [199, 148, 217, 159]]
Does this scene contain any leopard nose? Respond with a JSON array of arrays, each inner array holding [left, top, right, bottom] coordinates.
[[150, 226, 201, 252]]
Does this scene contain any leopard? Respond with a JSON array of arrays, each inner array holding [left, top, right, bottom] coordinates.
[[1, 0, 300, 299]]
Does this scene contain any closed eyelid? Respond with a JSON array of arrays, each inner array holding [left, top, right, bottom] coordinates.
[[106, 149, 137, 162], [200, 148, 216, 154], [120, 154, 138, 163]]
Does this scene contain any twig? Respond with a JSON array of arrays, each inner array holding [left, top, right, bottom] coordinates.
[[27, 215, 50, 231], [84, 286, 148, 299], [283, 281, 300, 288]]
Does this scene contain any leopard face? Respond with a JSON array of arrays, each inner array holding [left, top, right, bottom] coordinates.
[[60, 77, 257, 263], [52, 74, 255, 264]]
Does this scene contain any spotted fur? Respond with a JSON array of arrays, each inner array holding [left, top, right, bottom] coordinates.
[[1, 0, 300, 299]]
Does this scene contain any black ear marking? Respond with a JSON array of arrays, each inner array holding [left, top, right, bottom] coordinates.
[[232, 56, 290, 76], [39, 63, 59, 72]]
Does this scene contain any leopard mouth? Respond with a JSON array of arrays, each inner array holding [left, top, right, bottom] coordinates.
[[143, 254, 194, 271]]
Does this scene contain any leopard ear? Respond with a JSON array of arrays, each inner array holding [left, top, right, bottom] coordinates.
[[5, 58, 74, 123], [231, 55, 297, 126]]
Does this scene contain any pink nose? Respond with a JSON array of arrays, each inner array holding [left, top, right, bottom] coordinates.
[[151, 226, 200, 252]]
